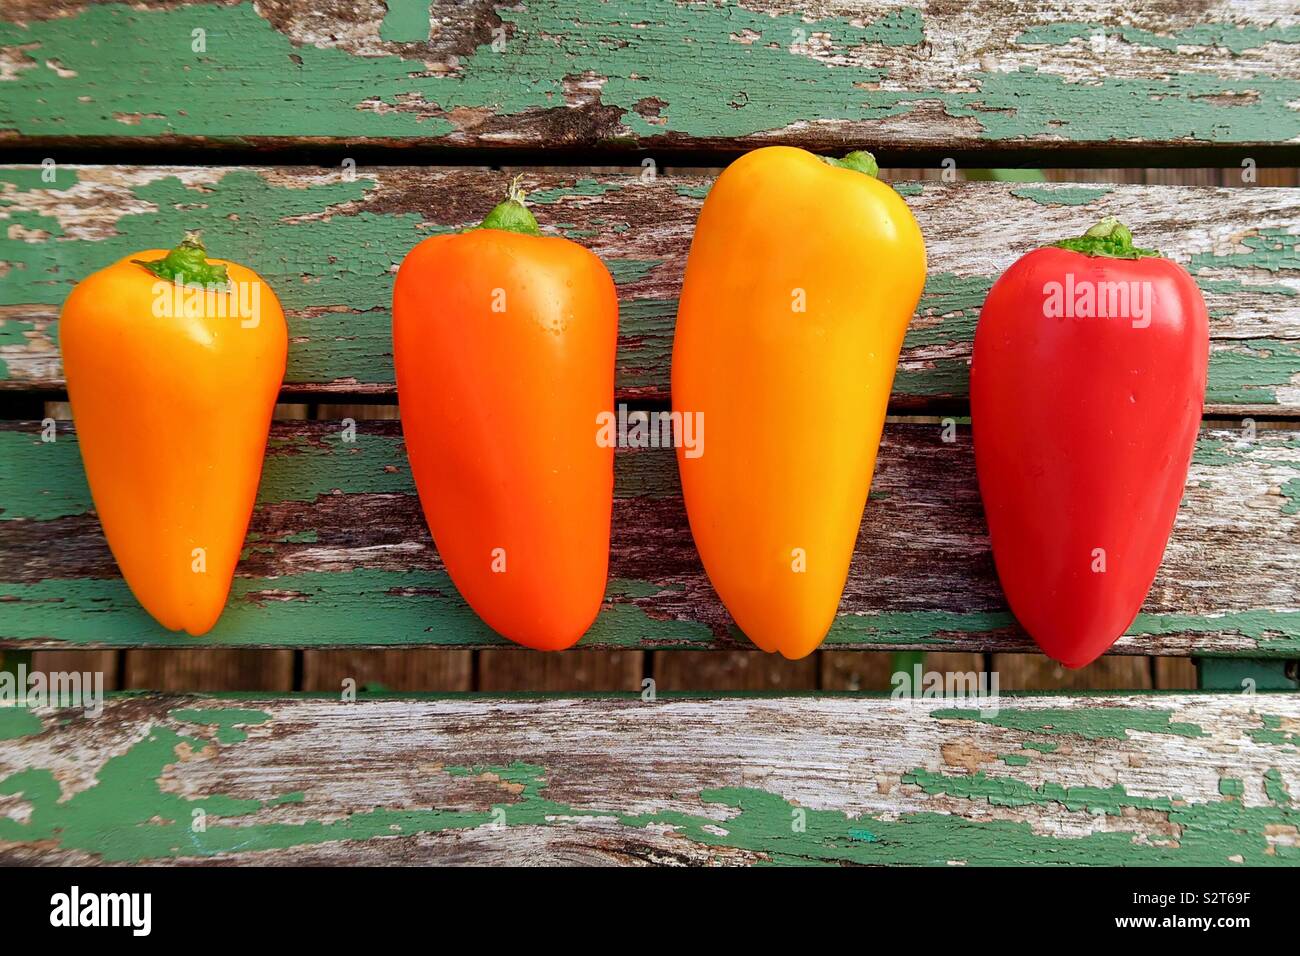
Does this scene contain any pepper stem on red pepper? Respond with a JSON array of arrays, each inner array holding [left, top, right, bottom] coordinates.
[[821, 150, 879, 178], [132, 232, 231, 286], [1053, 217, 1162, 259], [478, 175, 542, 236]]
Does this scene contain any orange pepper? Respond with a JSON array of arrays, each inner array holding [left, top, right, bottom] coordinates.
[[392, 180, 617, 650], [59, 234, 287, 635], [673, 147, 927, 658]]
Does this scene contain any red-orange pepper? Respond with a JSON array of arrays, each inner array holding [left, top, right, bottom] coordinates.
[[392, 181, 618, 650]]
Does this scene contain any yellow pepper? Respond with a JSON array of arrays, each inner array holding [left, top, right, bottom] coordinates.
[[60, 233, 286, 635], [672, 146, 926, 658]]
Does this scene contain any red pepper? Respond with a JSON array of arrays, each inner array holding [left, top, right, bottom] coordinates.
[[971, 218, 1209, 668]]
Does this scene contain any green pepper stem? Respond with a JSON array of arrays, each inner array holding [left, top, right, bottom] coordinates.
[[1053, 217, 1161, 259], [477, 175, 542, 236], [132, 232, 231, 286], [821, 150, 879, 178]]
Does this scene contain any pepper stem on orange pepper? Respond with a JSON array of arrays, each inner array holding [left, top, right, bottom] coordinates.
[[820, 150, 879, 178], [132, 231, 231, 286], [1053, 217, 1162, 259], [478, 174, 541, 236]]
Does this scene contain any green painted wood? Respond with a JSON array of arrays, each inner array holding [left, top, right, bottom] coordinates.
[[0, 692, 1296, 864], [2, 167, 1298, 412], [2, 420, 1296, 655], [1, 1, 1297, 154]]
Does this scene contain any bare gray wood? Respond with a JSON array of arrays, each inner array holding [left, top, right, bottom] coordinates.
[[0, 692, 1295, 864]]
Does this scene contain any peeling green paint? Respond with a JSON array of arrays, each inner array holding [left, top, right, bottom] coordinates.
[[1130, 609, 1300, 655], [1250, 714, 1300, 749], [2, 703, 1295, 864], [1191, 228, 1299, 274], [605, 259, 664, 286], [528, 180, 625, 204], [823, 610, 1015, 647], [1264, 768, 1292, 804], [0, 725, 499, 861], [932, 707, 1205, 740], [170, 708, 271, 743], [0, 706, 43, 740], [1, 3, 1295, 146], [1009, 185, 1112, 206], [379, 0, 430, 44], [1017, 22, 1300, 55], [1196, 278, 1297, 299], [0, 569, 712, 648]]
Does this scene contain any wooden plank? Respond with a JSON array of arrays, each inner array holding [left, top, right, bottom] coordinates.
[[818, 650, 897, 691], [992, 655, 1154, 691], [653, 651, 819, 691], [300, 650, 471, 693], [1155, 657, 1199, 690], [2, 168, 1298, 413], [0, 692, 1296, 865], [477, 650, 644, 693], [1, 2, 1298, 157], [29, 649, 119, 689], [2, 419, 1296, 656], [122, 650, 294, 692]]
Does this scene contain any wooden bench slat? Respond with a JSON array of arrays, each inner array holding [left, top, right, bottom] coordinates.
[[2, 167, 1298, 413], [3, 420, 1296, 656], [1, 692, 1296, 865], [1, 1, 1298, 155]]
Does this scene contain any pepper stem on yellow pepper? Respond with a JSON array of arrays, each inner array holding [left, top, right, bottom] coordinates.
[[478, 174, 542, 236], [132, 231, 231, 286]]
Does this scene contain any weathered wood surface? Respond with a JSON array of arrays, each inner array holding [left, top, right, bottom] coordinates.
[[2, 168, 1298, 413], [3, 419, 1296, 656], [0, 692, 1296, 865], [1, 1, 1298, 156]]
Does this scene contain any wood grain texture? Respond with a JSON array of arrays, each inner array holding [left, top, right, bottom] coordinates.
[[300, 649, 471, 692], [0, 692, 1296, 865], [992, 654, 1153, 692], [653, 651, 819, 691], [3, 419, 1296, 656], [477, 649, 644, 692], [122, 649, 294, 691], [1154, 657, 1199, 690], [2, 167, 1298, 413], [1, 1, 1297, 156]]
